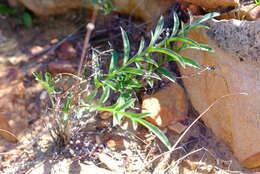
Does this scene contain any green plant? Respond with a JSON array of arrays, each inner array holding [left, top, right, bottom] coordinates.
[[0, 4, 32, 28], [81, 0, 115, 15], [34, 12, 219, 149]]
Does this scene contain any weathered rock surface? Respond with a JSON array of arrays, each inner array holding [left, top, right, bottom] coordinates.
[[0, 66, 28, 143], [178, 0, 239, 9], [177, 19, 260, 168], [9, 0, 175, 21], [142, 83, 188, 128]]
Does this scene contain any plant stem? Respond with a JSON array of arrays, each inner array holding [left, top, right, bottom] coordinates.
[[77, 6, 98, 76]]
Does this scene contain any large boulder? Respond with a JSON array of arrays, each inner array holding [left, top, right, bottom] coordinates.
[[177, 19, 260, 168], [9, 0, 175, 21]]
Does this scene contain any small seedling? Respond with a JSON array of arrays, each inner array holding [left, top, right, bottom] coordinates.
[[35, 12, 219, 149]]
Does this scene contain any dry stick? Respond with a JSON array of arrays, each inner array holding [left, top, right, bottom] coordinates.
[[77, 6, 98, 76], [146, 92, 248, 167]]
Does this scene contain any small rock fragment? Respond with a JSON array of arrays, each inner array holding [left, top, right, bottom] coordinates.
[[142, 83, 188, 128], [30, 46, 44, 55], [99, 111, 112, 120], [48, 60, 76, 76], [57, 42, 77, 59]]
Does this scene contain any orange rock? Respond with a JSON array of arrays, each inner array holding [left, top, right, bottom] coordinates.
[[142, 83, 188, 128], [177, 19, 260, 168], [178, 0, 239, 9], [48, 60, 76, 76], [0, 116, 18, 143]]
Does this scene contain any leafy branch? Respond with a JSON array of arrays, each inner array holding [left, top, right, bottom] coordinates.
[[34, 12, 219, 149]]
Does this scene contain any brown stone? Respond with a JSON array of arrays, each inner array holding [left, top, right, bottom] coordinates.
[[57, 42, 77, 59], [178, 0, 239, 9], [142, 83, 188, 128], [99, 111, 112, 120], [0, 116, 18, 143], [177, 19, 260, 168], [48, 60, 76, 76], [220, 4, 260, 21]]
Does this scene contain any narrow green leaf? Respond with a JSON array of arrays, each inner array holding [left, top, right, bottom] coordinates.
[[63, 97, 72, 126], [147, 78, 154, 88], [115, 99, 135, 111], [22, 12, 32, 28], [120, 112, 150, 119], [132, 120, 138, 130], [94, 78, 102, 88], [135, 118, 171, 150], [144, 58, 159, 67], [120, 27, 130, 65], [171, 12, 179, 37], [144, 71, 161, 80], [89, 103, 117, 112], [109, 50, 118, 73], [113, 112, 124, 126], [193, 12, 220, 25], [150, 16, 164, 46], [123, 79, 142, 89], [157, 67, 176, 83], [137, 37, 145, 55], [98, 86, 110, 104], [189, 25, 210, 30], [102, 80, 117, 90], [147, 47, 185, 67], [167, 37, 199, 47], [186, 44, 214, 52], [126, 57, 145, 65], [84, 90, 98, 104], [120, 68, 145, 75], [182, 56, 201, 68], [188, 10, 194, 27], [127, 57, 158, 67]]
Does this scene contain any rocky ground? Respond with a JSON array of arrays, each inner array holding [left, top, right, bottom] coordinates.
[[0, 1, 260, 174]]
